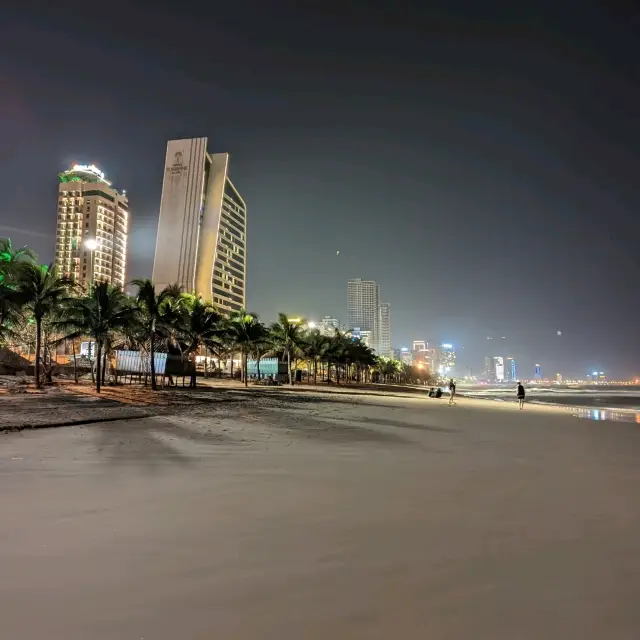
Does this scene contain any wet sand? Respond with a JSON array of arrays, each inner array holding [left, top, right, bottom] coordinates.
[[1, 390, 640, 639]]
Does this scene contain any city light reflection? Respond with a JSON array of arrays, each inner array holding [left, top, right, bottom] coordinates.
[[572, 407, 640, 424]]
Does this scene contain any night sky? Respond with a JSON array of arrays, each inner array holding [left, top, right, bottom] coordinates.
[[1, 1, 639, 378]]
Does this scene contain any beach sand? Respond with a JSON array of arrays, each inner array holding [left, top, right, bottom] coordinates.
[[1, 388, 639, 638]]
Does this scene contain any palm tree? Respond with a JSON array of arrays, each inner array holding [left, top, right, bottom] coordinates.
[[374, 356, 400, 384], [0, 238, 37, 285], [250, 339, 272, 382], [132, 279, 181, 390], [325, 329, 350, 385], [228, 309, 267, 387], [219, 320, 239, 379], [0, 281, 24, 345], [175, 297, 223, 388], [54, 281, 136, 392], [345, 338, 375, 384], [269, 314, 306, 385], [17, 264, 73, 388], [303, 329, 330, 385]]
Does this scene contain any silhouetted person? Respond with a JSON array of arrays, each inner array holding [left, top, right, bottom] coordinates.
[[517, 382, 525, 409], [448, 378, 456, 405]]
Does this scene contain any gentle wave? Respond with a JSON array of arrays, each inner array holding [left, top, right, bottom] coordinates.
[[459, 386, 640, 412]]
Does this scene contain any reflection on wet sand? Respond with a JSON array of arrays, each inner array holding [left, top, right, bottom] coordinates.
[[571, 407, 640, 424]]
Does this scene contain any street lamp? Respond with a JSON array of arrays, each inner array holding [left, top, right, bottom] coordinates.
[[84, 238, 97, 295]]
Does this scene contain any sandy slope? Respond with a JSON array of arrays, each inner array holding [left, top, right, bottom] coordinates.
[[1, 391, 640, 639]]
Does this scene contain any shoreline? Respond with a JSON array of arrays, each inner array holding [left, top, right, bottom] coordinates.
[[454, 393, 640, 423], [2, 380, 639, 429]]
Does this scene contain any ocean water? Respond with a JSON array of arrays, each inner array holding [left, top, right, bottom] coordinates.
[[459, 384, 640, 423]]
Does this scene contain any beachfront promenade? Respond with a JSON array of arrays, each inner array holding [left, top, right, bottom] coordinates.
[[1, 386, 639, 638]]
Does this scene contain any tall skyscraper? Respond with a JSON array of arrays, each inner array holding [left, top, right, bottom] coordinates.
[[55, 164, 128, 290], [378, 302, 391, 357], [348, 279, 380, 351], [507, 357, 517, 381], [152, 138, 246, 313]]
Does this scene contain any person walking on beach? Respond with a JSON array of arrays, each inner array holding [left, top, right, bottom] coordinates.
[[517, 381, 525, 409], [448, 378, 456, 405]]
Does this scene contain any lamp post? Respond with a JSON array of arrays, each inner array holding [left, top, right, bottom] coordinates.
[[84, 238, 97, 296]]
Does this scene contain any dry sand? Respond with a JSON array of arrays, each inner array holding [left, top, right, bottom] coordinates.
[[1, 389, 640, 639]]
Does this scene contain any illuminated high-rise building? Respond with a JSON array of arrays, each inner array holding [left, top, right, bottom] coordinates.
[[507, 357, 517, 381], [54, 164, 128, 290], [349, 326, 374, 348], [437, 343, 456, 374], [319, 316, 339, 335], [152, 138, 246, 313], [378, 302, 391, 357], [348, 279, 380, 351], [484, 356, 506, 382], [484, 356, 494, 381]]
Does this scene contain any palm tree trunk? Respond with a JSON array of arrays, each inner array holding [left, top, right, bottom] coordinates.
[[314, 358, 318, 385], [230, 353, 234, 379], [244, 351, 248, 388], [190, 353, 197, 388], [44, 344, 51, 384], [89, 342, 95, 384], [96, 341, 102, 393], [150, 328, 157, 391], [287, 351, 292, 385], [34, 317, 42, 389], [101, 349, 107, 386], [256, 356, 261, 381], [72, 339, 78, 383]]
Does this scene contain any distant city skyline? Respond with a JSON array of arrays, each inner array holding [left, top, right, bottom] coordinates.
[[0, 148, 631, 378]]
